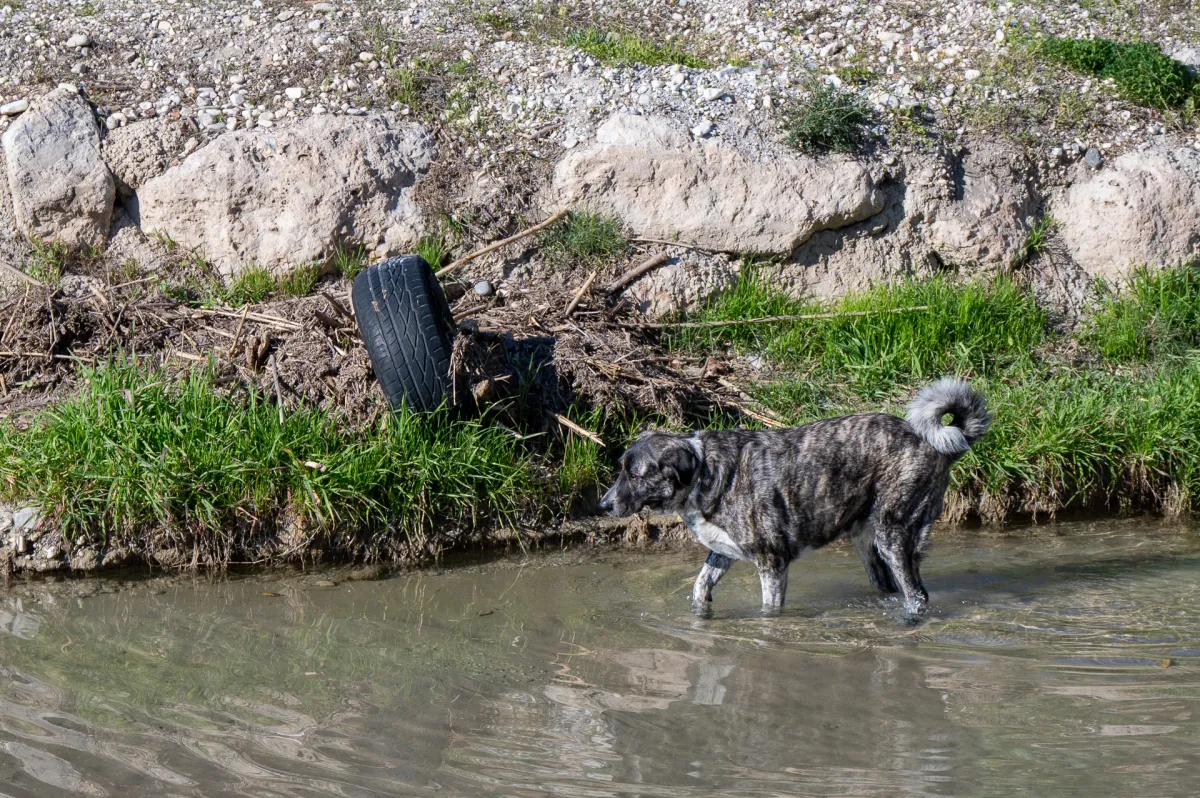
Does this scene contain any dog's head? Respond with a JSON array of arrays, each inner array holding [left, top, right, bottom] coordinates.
[[599, 432, 698, 516]]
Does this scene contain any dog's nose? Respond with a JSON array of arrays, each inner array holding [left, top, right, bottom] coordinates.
[[598, 487, 615, 513]]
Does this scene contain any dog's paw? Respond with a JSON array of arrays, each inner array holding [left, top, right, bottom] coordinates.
[[691, 599, 714, 619]]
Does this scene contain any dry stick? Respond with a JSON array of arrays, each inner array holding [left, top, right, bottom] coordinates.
[[0, 259, 44, 287], [436, 209, 569, 278], [452, 305, 487, 323], [0, 350, 95, 363], [554, 413, 605, 447], [607, 253, 670, 294], [226, 304, 250, 358], [564, 270, 598, 318], [624, 305, 932, 330], [271, 353, 284, 425], [323, 291, 352, 320], [108, 274, 159, 291], [191, 307, 302, 331]]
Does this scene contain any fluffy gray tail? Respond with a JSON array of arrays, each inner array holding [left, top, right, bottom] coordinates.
[[905, 378, 992, 457]]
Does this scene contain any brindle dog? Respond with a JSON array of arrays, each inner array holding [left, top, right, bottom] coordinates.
[[599, 379, 991, 619]]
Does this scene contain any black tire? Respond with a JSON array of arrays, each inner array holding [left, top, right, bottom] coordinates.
[[351, 255, 457, 412]]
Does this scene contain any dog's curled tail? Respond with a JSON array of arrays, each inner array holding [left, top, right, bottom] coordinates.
[[906, 378, 992, 457]]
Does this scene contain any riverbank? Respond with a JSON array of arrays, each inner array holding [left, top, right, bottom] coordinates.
[[3, 261, 1199, 575]]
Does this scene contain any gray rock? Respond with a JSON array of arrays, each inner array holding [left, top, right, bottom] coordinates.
[[2, 86, 115, 248], [102, 115, 194, 197], [473, 279, 495, 297], [138, 114, 436, 275], [65, 33, 91, 48], [691, 119, 714, 138], [11, 505, 40, 534], [548, 114, 883, 254], [1084, 147, 1103, 168], [1056, 146, 1200, 282], [0, 98, 29, 115]]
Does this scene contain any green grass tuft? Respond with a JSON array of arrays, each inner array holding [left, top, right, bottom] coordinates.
[[1084, 265, 1200, 363], [565, 28, 708, 68], [675, 269, 1046, 387], [541, 210, 628, 266], [1013, 215, 1057, 267], [276, 264, 322, 298], [27, 239, 71, 284], [331, 244, 371, 280], [225, 266, 276, 306], [0, 363, 534, 546], [416, 232, 453, 270], [1033, 37, 1198, 110], [785, 82, 872, 153]]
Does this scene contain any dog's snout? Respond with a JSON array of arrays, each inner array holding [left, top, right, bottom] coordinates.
[[599, 485, 616, 513]]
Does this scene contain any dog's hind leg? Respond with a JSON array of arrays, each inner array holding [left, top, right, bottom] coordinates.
[[874, 524, 928, 620], [853, 525, 899, 594], [692, 551, 733, 613], [756, 556, 789, 615]]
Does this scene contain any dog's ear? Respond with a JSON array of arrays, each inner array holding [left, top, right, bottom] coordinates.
[[659, 442, 698, 488]]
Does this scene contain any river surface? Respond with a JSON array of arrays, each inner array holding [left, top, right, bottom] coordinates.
[[2, 520, 1200, 796]]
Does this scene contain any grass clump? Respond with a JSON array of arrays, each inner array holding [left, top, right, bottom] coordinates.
[[331, 244, 371, 279], [785, 82, 872, 153], [27, 239, 71, 284], [0, 363, 533, 546], [565, 28, 708, 68], [676, 269, 1045, 387], [1033, 37, 1198, 110], [1084, 265, 1200, 363], [1013, 216, 1057, 267], [277, 264, 322, 298], [224, 266, 276, 305], [416, 232, 453, 270], [541, 210, 627, 266]]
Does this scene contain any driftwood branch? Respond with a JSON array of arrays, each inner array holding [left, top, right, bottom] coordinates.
[[631, 238, 711, 252], [436, 210, 569, 278], [564, 270, 598, 317], [554, 413, 605, 447], [607, 253, 670, 294], [623, 306, 932, 330]]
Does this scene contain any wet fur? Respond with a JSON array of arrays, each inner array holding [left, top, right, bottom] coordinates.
[[600, 380, 991, 619]]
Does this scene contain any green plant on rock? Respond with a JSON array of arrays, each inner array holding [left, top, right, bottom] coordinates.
[[785, 82, 872, 153]]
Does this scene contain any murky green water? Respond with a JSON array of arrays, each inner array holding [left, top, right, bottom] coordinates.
[[2, 520, 1200, 796]]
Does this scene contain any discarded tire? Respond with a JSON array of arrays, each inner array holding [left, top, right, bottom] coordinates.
[[351, 255, 457, 412]]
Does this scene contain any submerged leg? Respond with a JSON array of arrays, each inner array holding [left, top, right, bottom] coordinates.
[[756, 557, 789, 614], [854, 527, 899, 594], [692, 551, 733, 611], [875, 525, 929, 620]]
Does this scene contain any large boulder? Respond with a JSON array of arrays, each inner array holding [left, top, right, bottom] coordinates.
[[1056, 147, 1200, 283], [782, 141, 1038, 298], [2, 86, 114, 248], [103, 116, 196, 197], [137, 115, 436, 275], [547, 114, 884, 254]]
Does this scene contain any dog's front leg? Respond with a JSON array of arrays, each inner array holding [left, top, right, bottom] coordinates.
[[756, 558, 789, 614], [692, 551, 733, 614]]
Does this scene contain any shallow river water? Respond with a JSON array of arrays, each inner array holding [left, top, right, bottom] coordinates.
[[2, 520, 1200, 796]]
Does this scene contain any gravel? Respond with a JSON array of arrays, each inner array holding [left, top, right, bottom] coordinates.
[[0, 0, 1195, 177]]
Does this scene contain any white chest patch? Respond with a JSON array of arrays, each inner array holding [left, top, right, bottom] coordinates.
[[682, 509, 747, 561]]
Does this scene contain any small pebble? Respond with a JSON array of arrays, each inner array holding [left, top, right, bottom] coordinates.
[[473, 280, 495, 297], [1085, 147, 1103, 168], [65, 33, 91, 48], [0, 98, 29, 115]]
